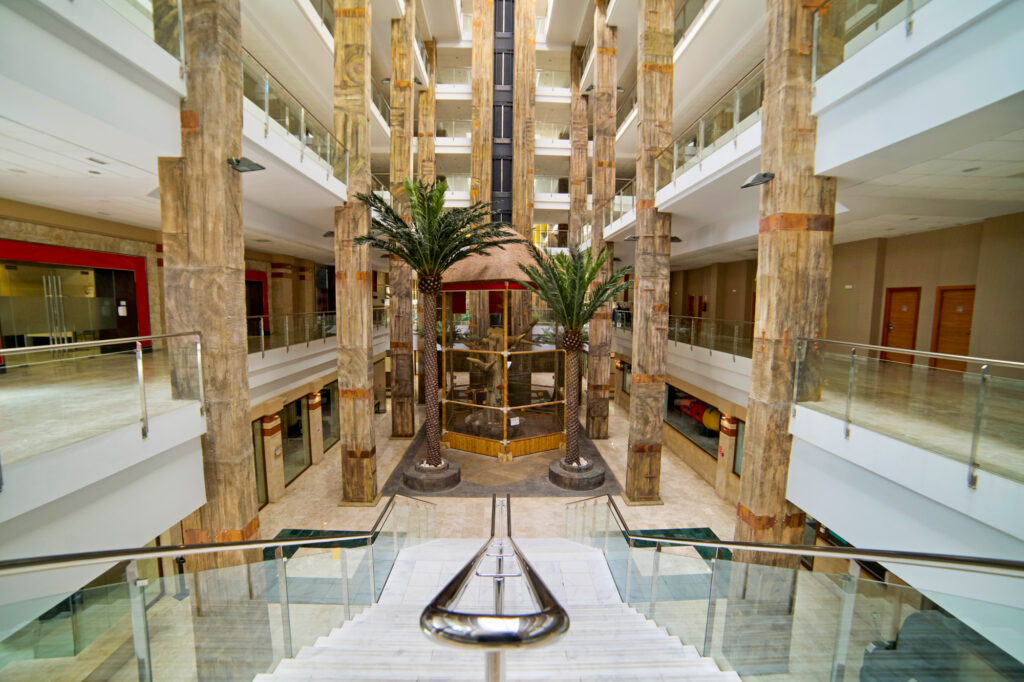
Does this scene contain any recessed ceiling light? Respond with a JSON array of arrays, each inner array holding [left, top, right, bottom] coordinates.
[[962, 166, 981, 173], [323, 231, 335, 238], [97, 211, 111, 216], [8, 168, 26, 174], [253, 238, 271, 243], [88, 170, 101, 175], [87, 156, 108, 165]]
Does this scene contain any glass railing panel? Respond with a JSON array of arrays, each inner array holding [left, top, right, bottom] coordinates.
[[979, 373, 1024, 482], [435, 119, 473, 138], [674, 0, 708, 45], [813, 0, 934, 81], [241, 51, 348, 184], [100, 0, 184, 61], [534, 176, 568, 194], [0, 335, 202, 464], [440, 174, 471, 192], [616, 84, 638, 128], [437, 67, 472, 85], [535, 121, 571, 140], [639, 547, 716, 653], [536, 70, 570, 88], [304, 0, 334, 36], [371, 83, 391, 121]]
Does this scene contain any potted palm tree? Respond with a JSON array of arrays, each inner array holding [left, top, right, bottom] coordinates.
[[356, 179, 520, 478], [516, 245, 630, 477]]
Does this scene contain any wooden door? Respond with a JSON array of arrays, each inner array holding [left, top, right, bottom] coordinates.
[[881, 287, 920, 364], [930, 286, 975, 371]]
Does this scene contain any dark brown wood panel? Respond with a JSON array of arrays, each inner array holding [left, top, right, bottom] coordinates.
[[880, 287, 920, 365], [931, 286, 975, 371]]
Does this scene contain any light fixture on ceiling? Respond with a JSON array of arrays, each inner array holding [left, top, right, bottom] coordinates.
[[87, 156, 108, 165], [624, 235, 639, 242], [323, 231, 335, 238], [414, 77, 423, 86], [962, 166, 981, 173], [617, 86, 624, 93], [382, 77, 391, 85], [252, 238, 272, 243], [8, 168, 26, 174], [740, 171, 774, 189], [584, 84, 594, 93], [228, 157, 265, 172], [670, 235, 681, 243], [88, 170, 101, 175]]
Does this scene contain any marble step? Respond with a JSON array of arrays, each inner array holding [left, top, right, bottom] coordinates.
[[296, 644, 701, 665], [257, 671, 739, 682]]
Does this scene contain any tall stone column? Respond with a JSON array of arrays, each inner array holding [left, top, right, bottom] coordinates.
[[417, 39, 437, 407], [512, 0, 535, 240], [624, 0, 673, 504], [470, 0, 493, 205], [568, 44, 588, 248], [308, 391, 325, 465], [270, 260, 294, 340], [158, 0, 259, 564], [389, 0, 416, 438], [733, 0, 837, 561], [586, 0, 616, 440], [334, 0, 378, 504]]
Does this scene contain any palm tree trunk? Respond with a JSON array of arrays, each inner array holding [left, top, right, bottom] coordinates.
[[564, 348, 581, 466], [421, 287, 443, 466]]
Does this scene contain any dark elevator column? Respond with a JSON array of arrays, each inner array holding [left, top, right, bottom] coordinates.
[[492, 0, 514, 223]]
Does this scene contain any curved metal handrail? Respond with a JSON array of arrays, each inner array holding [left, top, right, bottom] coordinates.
[[569, 494, 1024, 579], [0, 331, 202, 357], [798, 337, 1024, 370], [420, 495, 570, 650], [0, 494, 434, 578]]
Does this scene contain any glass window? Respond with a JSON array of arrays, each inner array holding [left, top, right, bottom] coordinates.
[[282, 399, 311, 486], [664, 385, 719, 458], [321, 381, 340, 452], [251, 420, 267, 508], [733, 421, 745, 476]]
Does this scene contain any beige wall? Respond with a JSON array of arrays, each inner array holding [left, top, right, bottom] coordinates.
[[669, 270, 685, 316], [970, 213, 1024, 366], [827, 238, 886, 344], [716, 260, 756, 321], [882, 223, 982, 353]]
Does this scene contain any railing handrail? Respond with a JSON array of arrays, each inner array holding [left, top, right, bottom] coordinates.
[[570, 494, 1024, 579], [0, 331, 202, 357], [241, 47, 344, 155], [421, 495, 570, 649], [612, 311, 754, 328], [244, 311, 336, 320], [799, 338, 1024, 371], [654, 59, 765, 163], [0, 494, 434, 578]]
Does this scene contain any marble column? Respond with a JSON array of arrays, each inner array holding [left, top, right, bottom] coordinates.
[[334, 0, 378, 504], [470, 0, 493, 205], [624, 0, 673, 505], [568, 44, 588, 248]]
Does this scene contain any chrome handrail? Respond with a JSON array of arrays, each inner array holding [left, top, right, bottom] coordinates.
[[0, 331, 202, 357], [0, 494, 434, 578], [421, 495, 570, 650], [799, 337, 1024, 370], [570, 494, 1024, 579]]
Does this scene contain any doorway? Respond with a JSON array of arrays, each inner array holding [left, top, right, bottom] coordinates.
[[930, 286, 975, 371], [881, 287, 920, 364]]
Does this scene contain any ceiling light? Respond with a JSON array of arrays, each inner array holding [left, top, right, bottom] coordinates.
[[962, 166, 981, 173], [414, 77, 423, 86], [88, 170, 102, 175], [624, 235, 639, 242], [617, 86, 624, 93], [8, 168, 26, 174], [584, 85, 594, 93], [740, 171, 774, 189], [87, 156, 108, 165], [253, 238, 271, 243], [382, 77, 391, 85], [323, 231, 335, 238], [670, 236, 681, 243], [228, 157, 265, 172]]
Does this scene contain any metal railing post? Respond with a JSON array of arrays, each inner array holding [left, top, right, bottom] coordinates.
[[368, 537, 377, 604], [624, 537, 634, 605], [702, 547, 720, 657], [259, 317, 265, 359], [967, 364, 989, 489], [126, 560, 154, 682], [649, 543, 661, 620], [284, 317, 290, 352], [602, 502, 612, 558], [305, 315, 310, 348], [793, 338, 805, 416], [844, 347, 856, 439], [339, 546, 351, 621], [829, 560, 861, 682], [195, 338, 205, 415], [275, 546, 293, 658], [136, 341, 149, 439]]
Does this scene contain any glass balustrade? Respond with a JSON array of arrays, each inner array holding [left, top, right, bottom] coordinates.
[[0, 333, 203, 465], [437, 66, 472, 86], [246, 312, 339, 355], [371, 81, 391, 121], [435, 119, 473, 138], [655, 62, 765, 190], [534, 176, 569, 194], [303, 0, 334, 36], [616, 83, 638, 128], [532, 225, 569, 249], [674, 0, 709, 45], [241, 50, 349, 184], [461, 12, 473, 38], [535, 121, 572, 140], [0, 496, 434, 680], [439, 174, 471, 192], [794, 339, 1024, 485], [567, 496, 1024, 681], [100, 0, 184, 61], [612, 313, 754, 358], [813, 0, 934, 81], [536, 70, 571, 88]]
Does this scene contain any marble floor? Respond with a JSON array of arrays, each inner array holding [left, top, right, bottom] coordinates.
[[0, 348, 196, 465]]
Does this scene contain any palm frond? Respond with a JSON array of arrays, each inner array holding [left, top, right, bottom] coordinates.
[[514, 245, 632, 334], [354, 179, 521, 279]]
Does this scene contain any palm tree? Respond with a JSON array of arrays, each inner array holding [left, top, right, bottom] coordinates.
[[355, 179, 521, 467], [516, 245, 631, 467]]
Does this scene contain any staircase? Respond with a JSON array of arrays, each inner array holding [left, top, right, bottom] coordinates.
[[256, 539, 740, 681]]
